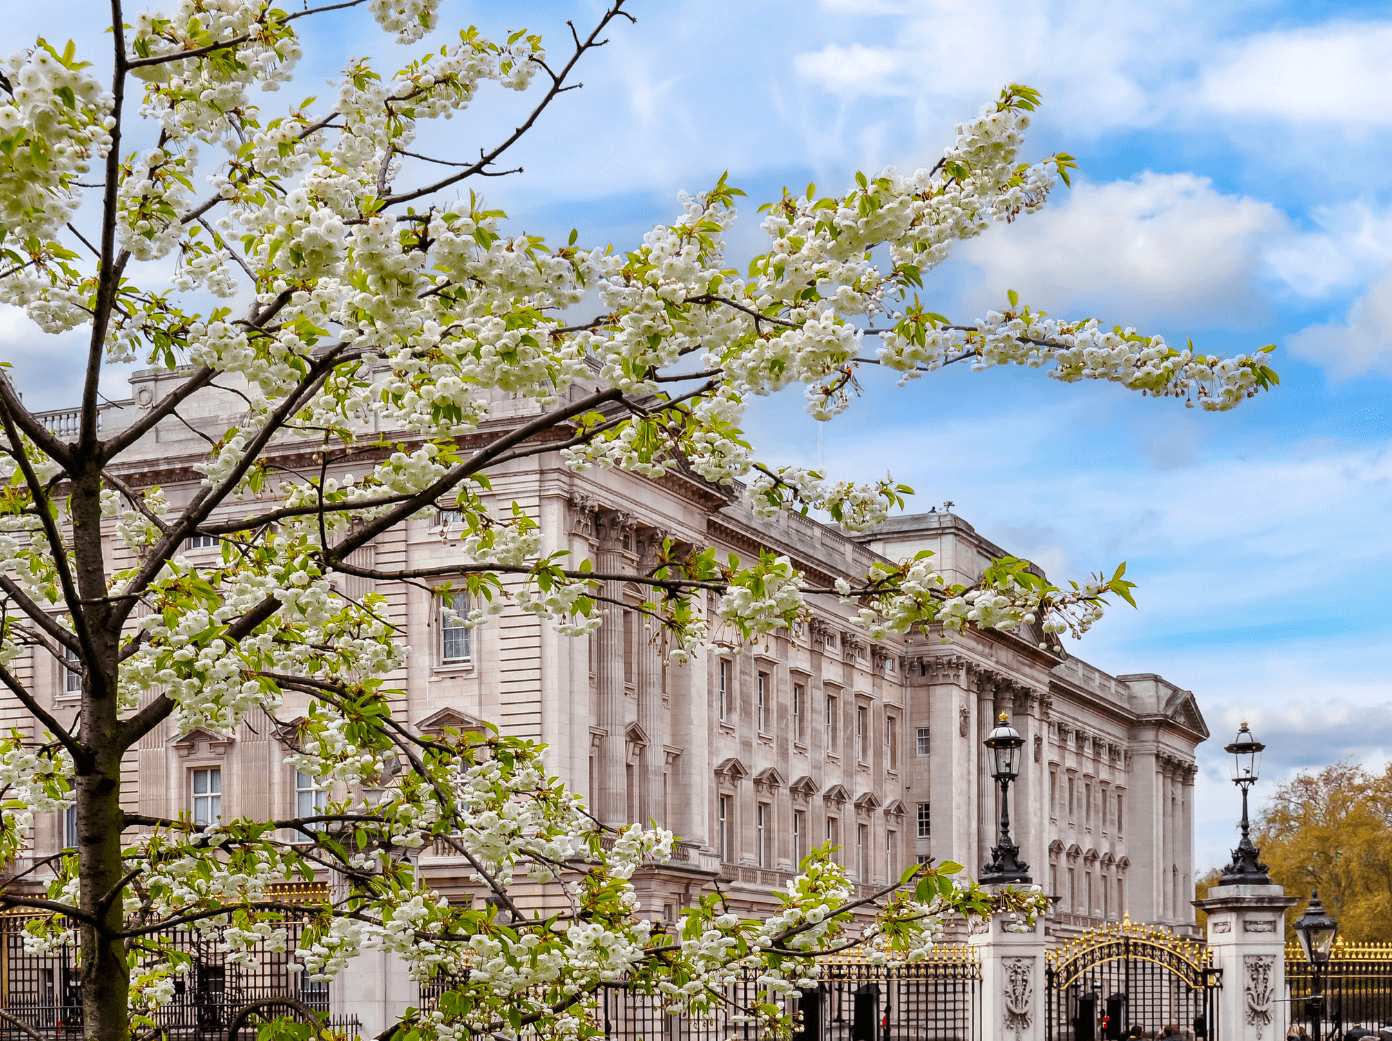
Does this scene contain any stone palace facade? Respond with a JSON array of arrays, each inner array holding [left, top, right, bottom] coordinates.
[[6, 369, 1206, 938]]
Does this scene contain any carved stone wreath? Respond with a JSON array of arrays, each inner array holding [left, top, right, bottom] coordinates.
[[1003, 957, 1033, 1039], [1244, 954, 1275, 1038]]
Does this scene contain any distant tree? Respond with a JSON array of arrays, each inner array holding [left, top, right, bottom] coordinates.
[[0, 1, 1278, 1039], [1256, 763, 1392, 941]]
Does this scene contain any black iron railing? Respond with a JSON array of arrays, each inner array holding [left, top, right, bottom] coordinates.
[[1287, 945, 1392, 1038], [1046, 920, 1220, 1041], [0, 912, 351, 1041], [419, 955, 981, 1041]]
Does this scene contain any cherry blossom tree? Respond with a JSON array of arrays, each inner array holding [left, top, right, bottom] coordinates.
[[0, 2, 1278, 1039]]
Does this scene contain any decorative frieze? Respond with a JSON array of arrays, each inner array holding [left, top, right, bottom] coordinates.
[[1243, 954, 1275, 1037], [1002, 958, 1034, 1039]]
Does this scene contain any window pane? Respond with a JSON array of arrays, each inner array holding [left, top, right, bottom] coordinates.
[[440, 590, 472, 661]]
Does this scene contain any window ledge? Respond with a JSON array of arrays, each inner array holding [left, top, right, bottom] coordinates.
[[433, 661, 476, 675], [717, 720, 737, 735], [793, 741, 808, 755]]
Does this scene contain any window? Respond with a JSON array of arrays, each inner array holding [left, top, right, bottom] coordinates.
[[1085, 871, 1093, 915], [1117, 876, 1126, 916], [756, 671, 770, 732], [792, 682, 806, 741], [885, 713, 899, 771], [856, 823, 869, 880], [1116, 792, 1124, 835], [295, 770, 326, 829], [756, 803, 771, 867], [793, 809, 807, 864], [437, 508, 463, 526], [915, 853, 932, 866], [825, 693, 840, 752], [438, 590, 472, 663], [718, 795, 734, 862], [915, 726, 931, 757], [1068, 867, 1077, 912], [826, 815, 841, 861], [63, 804, 78, 849], [718, 658, 733, 720], [191, 767, 222, 827], [1103, 872, 1111, 919], [61, 645, 82, 695], [1085, 783, 1093, 828], [1049, 770, 1059, 819], [886, 829, 899, 881], [916, 802, 931, 839], [855, 704, 869, 764], [184, 533, 218, 550], [1067, 776, 1076, 821]]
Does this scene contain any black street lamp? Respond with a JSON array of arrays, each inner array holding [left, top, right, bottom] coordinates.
[[980, 712, 1031, 885], [1218, 721, 1271, 885], [1295, 891, 1338, 1039]]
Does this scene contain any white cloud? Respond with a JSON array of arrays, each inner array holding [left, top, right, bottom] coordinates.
[[789, 0, 1227, 135], [1288, 273, 1392, 378], [956, 172, 1287, 328], [816, 0, 914, 14], [792, 44, 907, 96], [1197, 22, 1392, 127], [1266, 201, 1392, 299]]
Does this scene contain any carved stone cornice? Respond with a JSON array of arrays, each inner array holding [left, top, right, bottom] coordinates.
[[569, 493, 601, 539], [595, 508, 637, 553]]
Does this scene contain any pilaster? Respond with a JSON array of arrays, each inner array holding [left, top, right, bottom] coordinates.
[[969, 888, 1048, 1041], [1194, 883, 1297, 1041]]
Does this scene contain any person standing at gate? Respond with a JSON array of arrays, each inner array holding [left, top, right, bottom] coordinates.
[[1285, 1027, 1307, 1040]]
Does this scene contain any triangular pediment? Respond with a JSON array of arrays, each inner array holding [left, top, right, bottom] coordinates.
[[854, 791, 882, 812], [624, 722, 650, 747], [418, 707, 488, 735], [791, 775, 821, 798], [715, 756, 749, 781], [823, 783, 850, 805], [753, 766, 786, 789], [883, 799, 905, 817], [173, 727, 233, 754], [1165, 688, 1210, 739]]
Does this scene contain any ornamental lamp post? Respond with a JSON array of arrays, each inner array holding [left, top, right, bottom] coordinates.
[[1218, 721, 1271, 885], [980, 712, 1031, 885], [1295, 891, 1339, 1039]]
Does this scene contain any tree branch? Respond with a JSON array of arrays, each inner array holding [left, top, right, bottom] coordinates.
[[0, 661, 86, 762], [380, 1, 632, 209]]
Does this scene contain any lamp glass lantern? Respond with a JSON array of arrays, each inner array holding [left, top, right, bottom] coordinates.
[[985, 713, 1024, 780], [1295, 891, 1338, 965], [1226, 721, 1263, 784]]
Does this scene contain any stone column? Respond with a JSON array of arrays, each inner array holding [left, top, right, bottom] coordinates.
[[970, 887, 1048, 1041], [635, 529, 665, 825], [334, 946, 414, 1037], [594, 509, 634, 826], [1194, 882, 1297, 1041]]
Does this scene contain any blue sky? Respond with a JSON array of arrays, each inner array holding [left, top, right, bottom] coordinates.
[[6, 0, 1392, 872]]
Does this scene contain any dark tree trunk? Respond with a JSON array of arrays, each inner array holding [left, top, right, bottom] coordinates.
[[71, 466, 128, 1041]]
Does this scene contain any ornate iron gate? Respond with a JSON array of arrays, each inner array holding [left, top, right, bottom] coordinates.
[[1045, 919, 1221, 1041]]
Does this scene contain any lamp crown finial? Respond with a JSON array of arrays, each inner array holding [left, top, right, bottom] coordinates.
[[997, 711, 1009, 724]]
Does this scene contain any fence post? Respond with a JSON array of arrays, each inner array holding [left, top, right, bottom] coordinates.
[[969, 885, 1047, 1041], [1193, 882, 1296, 1041]]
